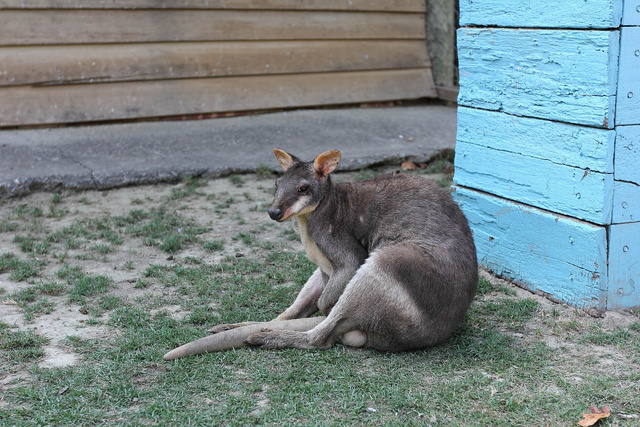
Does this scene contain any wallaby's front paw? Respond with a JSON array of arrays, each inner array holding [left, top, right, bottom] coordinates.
[[208, 321, 261, 334], [207, 324, 232, 334]]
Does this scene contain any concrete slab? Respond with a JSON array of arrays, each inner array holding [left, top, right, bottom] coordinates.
[[0, 105, 456, 197]]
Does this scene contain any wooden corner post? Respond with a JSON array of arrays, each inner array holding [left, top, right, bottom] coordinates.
[[454, 0, 639, 311]]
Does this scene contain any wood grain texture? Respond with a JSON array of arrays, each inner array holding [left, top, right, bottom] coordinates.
[[459, 0, 622, 29], [608, 222, 640, 310], [0, 0, 426, 11], [454, 139, 614, 225], [0, 10, 426, 46], [452, 186, 607, 310], [622, 0, 640, 25], [0, 40, 429, 87], [613, 180, 640, 223], [615, 125, 640, 185], [616, 27, 640, 126], [457, 107, 615, 174], [457, 28, 619, 128], [0, 69, 437, 126]]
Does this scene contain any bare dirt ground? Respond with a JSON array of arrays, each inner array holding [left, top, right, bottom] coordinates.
[[1, 168, 638, 392]]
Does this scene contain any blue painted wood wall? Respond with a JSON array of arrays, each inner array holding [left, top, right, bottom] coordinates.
[[454, 0, 639, 311]]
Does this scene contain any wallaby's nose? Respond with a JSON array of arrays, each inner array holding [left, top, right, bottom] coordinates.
[[268, 208, 283, 221]]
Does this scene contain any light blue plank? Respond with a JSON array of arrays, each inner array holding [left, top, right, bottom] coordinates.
[[623, 0, 640, 25], [457, 28, 619, 128], [452, 186, 608, 310], [616, 27, 640, 126], [615, 125, 640, 184], [459, 0, 622, 29], [457, 107, 615, 173], [609, 222, 640, 310], [454, 140, 614, 224], [613, 180, 640, 223]]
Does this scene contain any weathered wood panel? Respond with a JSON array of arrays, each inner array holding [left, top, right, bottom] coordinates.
[[0, 0, 425, 11], [0, 10, 425, 46], [457, 28, 619, 128], [456, 107, 615, 174], [454, 139, 614, 225], [453, 186, 608, 310], [0, 69, 436, 126], [0, 40, 429, 87], [613, 180, 640, 224], [608, 222, 640, 310], [616, 27, 640, 126], [459, 0, 622, 29], [622, 0, 640, 25], [615, 125, 640, 185]]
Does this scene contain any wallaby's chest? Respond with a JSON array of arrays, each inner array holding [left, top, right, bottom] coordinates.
[[296, 216, 333, 276]]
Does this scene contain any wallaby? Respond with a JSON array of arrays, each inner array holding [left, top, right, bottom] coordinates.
[[163, 149, 477, 360]]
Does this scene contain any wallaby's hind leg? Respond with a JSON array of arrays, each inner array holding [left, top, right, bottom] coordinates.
[[247, 243, 475, 351]]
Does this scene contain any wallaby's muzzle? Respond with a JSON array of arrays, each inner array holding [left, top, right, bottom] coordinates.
[[268, 207, 283, 221]]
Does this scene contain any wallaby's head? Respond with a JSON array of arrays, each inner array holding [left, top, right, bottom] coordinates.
[[268, 148, 341, 222]]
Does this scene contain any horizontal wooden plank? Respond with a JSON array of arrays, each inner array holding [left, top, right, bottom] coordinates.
[[452, 186, 608, 310], [457, 107, 615, 174], [453, 139, 614, 224], [457, 28, 619, 128], [0, 10, 425, 46], [0, 68, 437, 126], [609, 222, 640, 310], [0, 40, 429, 87], [613, 180, 640, 224], [623, 0, 640, 26], [0, 0, 426, 12], [459, 0, 622, 29], [615, 125, 640, 185], [616, 27, 640, 126]]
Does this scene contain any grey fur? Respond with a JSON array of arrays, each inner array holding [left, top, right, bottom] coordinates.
[[214, 148, 478, 352]]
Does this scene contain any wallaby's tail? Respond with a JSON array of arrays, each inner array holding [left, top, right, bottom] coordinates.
[[163, 317, 326, 360]]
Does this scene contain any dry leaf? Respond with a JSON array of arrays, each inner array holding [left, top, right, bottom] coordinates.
[[578, 405, 610, 426], [401, 161, 417, 170]]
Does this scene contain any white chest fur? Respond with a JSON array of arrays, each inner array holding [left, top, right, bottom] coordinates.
[[296, 215, 333, 276]]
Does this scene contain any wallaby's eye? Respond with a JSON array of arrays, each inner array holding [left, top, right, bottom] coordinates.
[[297, 185, 309, 194]]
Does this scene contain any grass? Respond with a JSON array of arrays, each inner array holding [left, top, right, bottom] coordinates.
[[0, 171, 638, 426], [0, 322, 49, 362]]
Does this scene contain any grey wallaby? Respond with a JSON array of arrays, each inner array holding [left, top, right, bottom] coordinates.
[[163, 149, 477, 360]]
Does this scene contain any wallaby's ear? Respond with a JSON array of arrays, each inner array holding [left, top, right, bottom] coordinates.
[[314, 150, 341, 179], [273, 148, 294, 171]]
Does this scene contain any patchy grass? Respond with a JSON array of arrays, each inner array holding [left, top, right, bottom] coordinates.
[[0, 170, 638, 426], [0, 322, 49, 363]]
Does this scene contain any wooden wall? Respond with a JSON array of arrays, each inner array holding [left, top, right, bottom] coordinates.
[[0, 0, 435, 127], [454, 0, 639, 311]]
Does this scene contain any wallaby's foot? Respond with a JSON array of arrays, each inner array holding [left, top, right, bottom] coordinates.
[[208, 322, 260, 334], [245, 330, 321, 350]]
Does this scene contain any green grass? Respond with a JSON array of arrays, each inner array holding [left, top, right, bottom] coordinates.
[[169, 176, 207, 200], [255, 163, 273, 180], [203, 239, 225, 252], [57, 265, 114, 305], [0, 252, 41, 280], [0, 322, 49, 362]]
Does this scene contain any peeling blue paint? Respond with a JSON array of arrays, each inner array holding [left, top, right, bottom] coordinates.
[[456, 0, 639, 310]]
